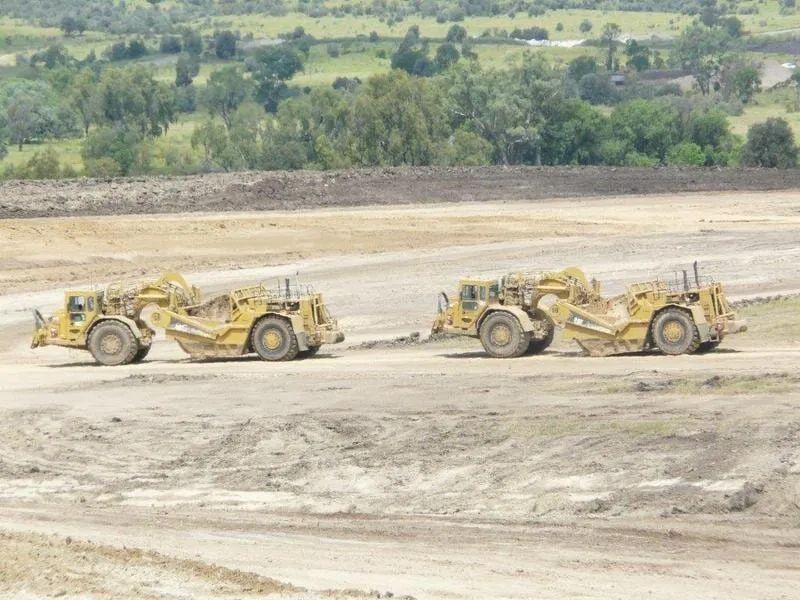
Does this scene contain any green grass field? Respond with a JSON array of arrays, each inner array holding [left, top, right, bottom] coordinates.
[[197, 10, 687, 41], [2, 112, 206, 175], [728, 88, 800, 139]]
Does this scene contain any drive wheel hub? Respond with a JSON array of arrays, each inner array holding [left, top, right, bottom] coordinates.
[[264, 330, 283, 350], [100, 333, 122, 355], [663, 320, 685, 343], [491, 324, 511, 346]]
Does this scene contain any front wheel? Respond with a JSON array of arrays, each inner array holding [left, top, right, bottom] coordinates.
[[251, 317, 299, 361], [651, 308, 701, 355], [479, 312, 530, 358], [87, 321, 138, 366]]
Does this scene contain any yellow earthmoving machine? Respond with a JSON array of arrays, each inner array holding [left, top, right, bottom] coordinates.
[[32, 274, 344, 365], [32, 272, 200, 365], [145, 279, 344, 361], [432, 264, 746, 358]]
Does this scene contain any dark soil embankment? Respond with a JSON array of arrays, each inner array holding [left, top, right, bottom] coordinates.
[[3, 166, 800, 218]]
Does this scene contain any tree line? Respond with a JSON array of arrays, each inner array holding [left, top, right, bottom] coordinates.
[[186, 55, 785, 174], [1, 10, 798, 178]]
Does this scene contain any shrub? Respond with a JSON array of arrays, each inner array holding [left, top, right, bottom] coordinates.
[[85, 157, 122, 177], [668, 142, 706, 166], [741, 118, 798, 168]]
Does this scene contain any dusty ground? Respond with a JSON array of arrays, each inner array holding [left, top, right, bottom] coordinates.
[[1, 176, 800, 599]]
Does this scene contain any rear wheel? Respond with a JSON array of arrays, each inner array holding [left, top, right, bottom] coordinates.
[[479, 312, 530, 358], [131, 344, 151, 363], [88, 321, 138, 366], [526, 310, 555, 355], [651, 308, 701, 355], [694, 341, 721, 354], [251, 317, 299, 361], [303, 346, 321, 357]]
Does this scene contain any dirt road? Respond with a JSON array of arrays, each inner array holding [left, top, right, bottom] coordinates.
[[1, 184, 799, 598]]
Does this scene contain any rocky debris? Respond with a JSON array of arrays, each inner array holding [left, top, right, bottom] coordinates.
[[348, 331, 455, 350], [726, 482, 761, 511], [732, 293, 800, 308]]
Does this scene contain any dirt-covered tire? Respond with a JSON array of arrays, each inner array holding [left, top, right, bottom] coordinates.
[[526, 310, 555, 355], [694, 341, 721, 354], [131, 345, 151, 363], [479, 312, 530, 358], [251, 317, 299, 361], [87, 321, 138, 366], [651, 308, 701, 355]]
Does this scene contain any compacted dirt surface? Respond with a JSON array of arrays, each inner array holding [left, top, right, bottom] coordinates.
[[1, 169, 799, 599]]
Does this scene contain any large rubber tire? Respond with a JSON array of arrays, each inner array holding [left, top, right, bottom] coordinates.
[[87, 321, 138, 366], [479, 312, 530, 359], [651, 308, 701, 355], [251, 317, 299, 361], [527, 311, 555, 355], [131, 345, 151, 363]]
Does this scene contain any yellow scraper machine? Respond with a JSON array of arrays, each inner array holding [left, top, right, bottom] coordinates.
[[32, 273, 344, 365], [432, 263, 746, 358], [148, 278, 344, 361]]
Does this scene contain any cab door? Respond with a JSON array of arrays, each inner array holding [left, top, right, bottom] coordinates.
[[64, 293, 98, 342], [455, 283, 488, 331]]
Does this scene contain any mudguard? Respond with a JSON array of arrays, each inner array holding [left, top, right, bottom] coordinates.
[[478, 306, 536, 333], [89, 315, 143, 340]]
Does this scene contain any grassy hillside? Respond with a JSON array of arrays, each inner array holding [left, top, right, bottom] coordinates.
[[2, 1, 800, 176]]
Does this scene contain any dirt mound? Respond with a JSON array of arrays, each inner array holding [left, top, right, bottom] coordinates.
[[4, 166, 800, 218], [348, 331, 455, 350]]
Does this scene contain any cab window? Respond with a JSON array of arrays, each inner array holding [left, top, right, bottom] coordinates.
[[461, 285, 478, 300], [68, 296, 85, 312], [87, 296, 95, 312], [479, 286, 487, 301]]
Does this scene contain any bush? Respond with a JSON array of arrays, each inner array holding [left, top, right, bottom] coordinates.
[[214, 30, 237, 59], [579, 73, 617, 105], [446, 24, 467, 43], [82, 127, 145, 175], [127, 39, 147, 59], [85, 157, 122, 178], [182, 29, 204, 56], [27, 147, 63, 178], [510, 27, 549, 41], [568, 55, 598, 82], [624, 151, 659, 166], [160, 36, 182, 54], [667, 142, 706, 166], [439, 128, 492, 166], [741, 118, 798, 168]]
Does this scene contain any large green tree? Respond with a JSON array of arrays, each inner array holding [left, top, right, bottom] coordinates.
[[250, 45, 304, 113], [347, 70, 448, 166], [202, 66, 253, 128], [673, 23, 730, 95]]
